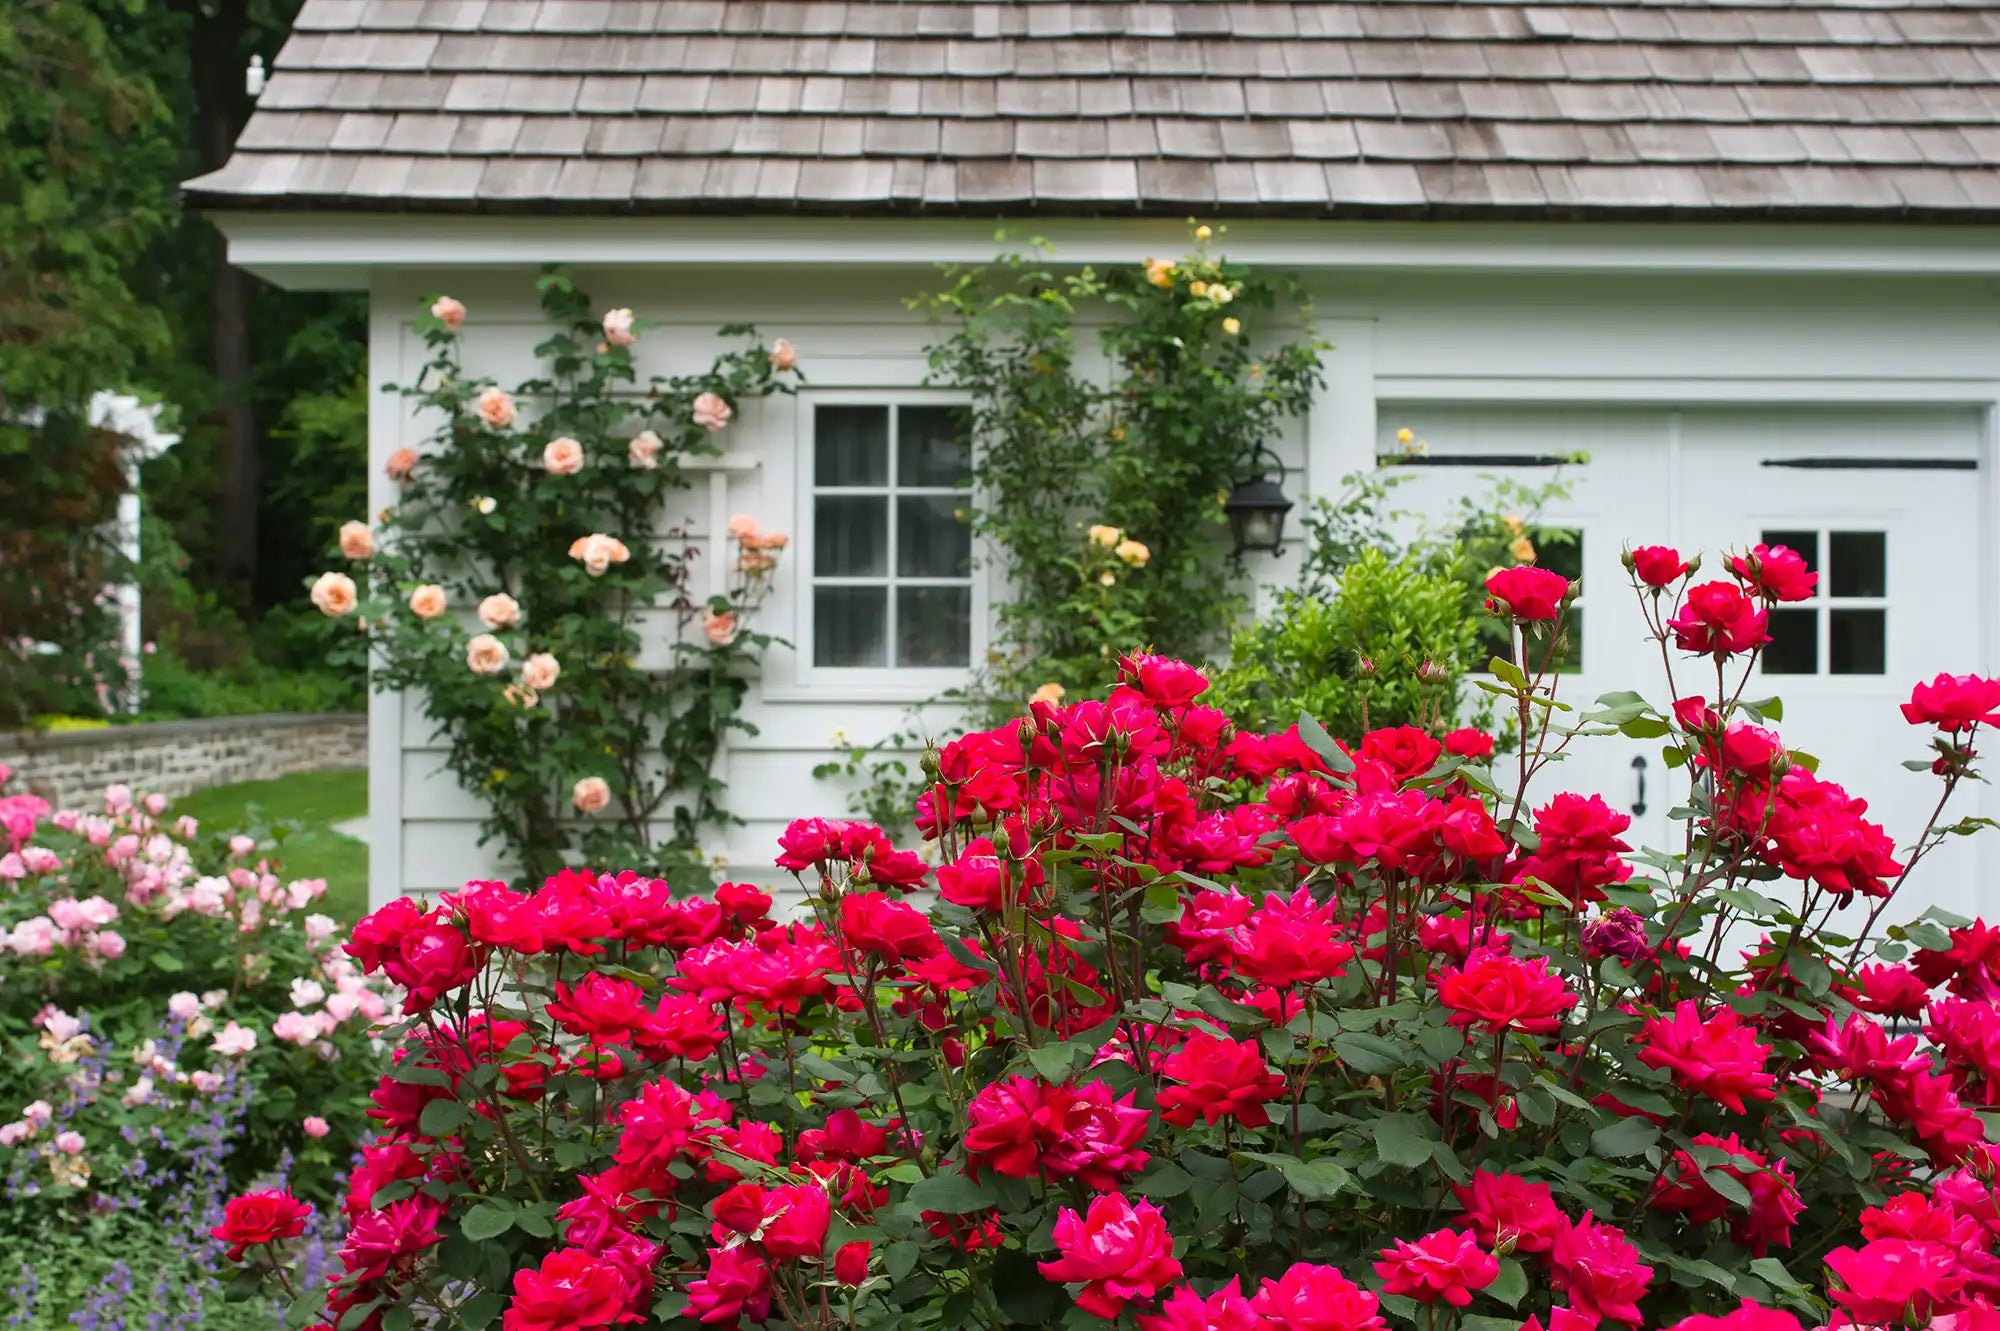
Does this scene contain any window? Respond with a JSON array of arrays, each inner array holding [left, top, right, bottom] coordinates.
[[809, 403, 974, 670], [1759, 529, 1886, 676]]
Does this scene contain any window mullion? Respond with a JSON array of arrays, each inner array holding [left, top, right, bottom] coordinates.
[[885, 408, 900, 667]]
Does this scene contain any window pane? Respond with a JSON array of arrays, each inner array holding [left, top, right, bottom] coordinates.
[[897, 494, 972, 577], [1830, 531, 1886, 599], [1763, 608, 1818, 674], [1521, 612, 1581, 672], [898, 406, 972, 487], [816, 406, 889, 486], [897, 586, 971, 667], [815, 587, 888, 667], [1831, 608, 1886, 676], [1531, 529, 1583, 582], [1760, 530, 1819, 585], [815, 496, 887, 576]]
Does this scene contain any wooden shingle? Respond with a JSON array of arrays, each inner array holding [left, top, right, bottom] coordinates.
[[185, 0, 2000, 218]]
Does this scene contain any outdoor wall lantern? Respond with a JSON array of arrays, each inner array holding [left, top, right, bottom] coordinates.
[[1224, 445, 1295, 556]]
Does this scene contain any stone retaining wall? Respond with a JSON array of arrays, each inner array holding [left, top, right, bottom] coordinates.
[[0, 713, 366, 808]]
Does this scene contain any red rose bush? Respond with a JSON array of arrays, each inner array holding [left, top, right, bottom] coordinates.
[[235, 540, 2000, 1331]]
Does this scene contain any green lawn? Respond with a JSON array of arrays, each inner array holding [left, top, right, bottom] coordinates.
[[170, 769, 370, 924]]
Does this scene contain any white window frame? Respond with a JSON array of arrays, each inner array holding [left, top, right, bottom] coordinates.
[[782, 387, 986, 700], [1755, 527, 1891, 679]]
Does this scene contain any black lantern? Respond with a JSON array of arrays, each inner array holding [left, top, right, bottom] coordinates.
[[1224, 445, 1294, 556]]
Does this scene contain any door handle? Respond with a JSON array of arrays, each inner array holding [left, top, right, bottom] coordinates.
[[1630, 755, 1648, 817]]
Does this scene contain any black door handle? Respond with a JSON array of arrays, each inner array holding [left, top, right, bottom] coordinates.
[[1630, 755, 1648, 817]]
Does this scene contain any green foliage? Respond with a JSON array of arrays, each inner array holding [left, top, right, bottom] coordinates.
[[919, 229, 1324, 713], [1210, 547, 1483, 737], [336, 270, 799, 886]]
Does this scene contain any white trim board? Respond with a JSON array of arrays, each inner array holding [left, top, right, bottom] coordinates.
[[211, 213, 2000, 291]]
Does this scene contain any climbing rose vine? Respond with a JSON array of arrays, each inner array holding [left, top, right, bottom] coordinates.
[[237, 537, 2000, 1331]]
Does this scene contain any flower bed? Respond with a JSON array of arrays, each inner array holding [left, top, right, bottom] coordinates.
[[232, 536, 2000, 1331], [0, 770, 388, 1327]]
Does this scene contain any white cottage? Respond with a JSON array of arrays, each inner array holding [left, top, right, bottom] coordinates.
[[190, 0, 2000, 911]]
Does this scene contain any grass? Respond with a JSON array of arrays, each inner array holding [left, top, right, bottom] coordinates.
[[170, 769, 370, 924]]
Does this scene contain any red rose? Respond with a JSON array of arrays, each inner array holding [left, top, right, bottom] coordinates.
[[1637, 1001, 1775, 1114], [450, 881, 545, 953], [1156, 1032, 1288, 1128], [1629, 544, 1690, 589], [1442, 727, 1495, 760], [758, 1183, 832, 1260], [1119, 652, 1210, 708], [382, 921, 479, 1015], [1372, 1228, 1497, 1307], [1037, 1194, 1182, 1319], [1437, 949, 1577, 1035], [1730, 542, 1817, 603], [1666, 581, 1770, 658], [343, 896, 428, 972], [1484, 565, 1571, 621], [212, 1189, 311, 1261], [503, 1247, 639, 1331], [1249, 1262, 1387, 1331], [838, 890, 939, 963], [1901, 673, 2000, 732], [833, 1240, 871, 1286], [547, 973, 650, 1045], [1825, 1238, 1966, 1325], [1451, 1170, 1568, 1255]]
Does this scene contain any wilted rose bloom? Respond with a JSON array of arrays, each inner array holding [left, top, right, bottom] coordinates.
[[310, 572, 357, 617], [542, 436, 585, 475], [628, 430, 663, 469], [429, 295, 465, 328], [501, 684, 538, 709], [338, 521, 375, 559], [573, 776, 612, 815], [384, 447, 418, 482], [692, 391, 732, 431], [302, 1115, 330, 1139], [477, 593, 521, 630], [475, 386, 516, 429], [465, 634, 510, 675], [521, 652, 560, 691], [1114, 538, 1150, 567], [705, 610, 738, 646], [408, 584, 447, 619], [602, 307, 636, 346], [769, 337, 798, 370]]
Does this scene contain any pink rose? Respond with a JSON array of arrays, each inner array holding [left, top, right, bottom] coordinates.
[[144, 793, 167, 816], [211, 1022, 257, 1057], [521, 652, 561, 691], [54, 1131, 84, 1156], [338, 521, 374, 559], [384, 447, 418, 482], [477, 593, 521, 630], [475, 387, 516, 429], [229, 835, 255, 856], [704, 610, 738, 646], [90, 930, 125, 960], [572, 777, 612, 815], [769, 337, 798, 371], [309, 572, 357, 617], [692, 392, 732, 431], [628, 430, 663, 469], [466, 634, 509, 676], [727, 514, 760, 541], [429, 296, 465, 329], [408, 584, 447, 619], [168, 992, 202, 1021], [602, 307, 636, 346], [542, 436, 584, 475], [302, 1115, 330, 1139]]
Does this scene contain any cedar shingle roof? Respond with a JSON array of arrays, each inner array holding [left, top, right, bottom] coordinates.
[[184, 0, 2000, 219]]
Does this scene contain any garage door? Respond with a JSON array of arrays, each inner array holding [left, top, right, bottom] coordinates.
[[1376, 404, 1991, 925]]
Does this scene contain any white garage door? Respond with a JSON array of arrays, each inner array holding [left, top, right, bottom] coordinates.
[[1377, 404, 1991, 925]]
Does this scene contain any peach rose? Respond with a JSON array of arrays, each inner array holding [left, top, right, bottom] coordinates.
[[542, 437, 584, 475], [744, 531, 789, 551], [727, 514, 760, 541], [1030, 682, 1066, 706], [520, 652, 560, 691], [477, 593, 521, 630], [1115, 538, 1151, 567], [568, 533, 631, 577], [572, 776, 611, 815], [384, 448, 418, 482], [476, 387, 516, 429], [430, 296, 465, 329], [408, 584, 447, 619], [602, 308, 636, 347], [739, 551, 776, 576], [769, 338, 798, 371], [338, 521, 375, 560], [1088, 524, 1123, 548], [310, 572, 357, 617], [501, 684, 538, 709], [628, 430, 663, 470], [1144, 258, 1175, 288], [465, 634, 509, 676], [704, 610, 738, 646], [692, 392, 732, 431]]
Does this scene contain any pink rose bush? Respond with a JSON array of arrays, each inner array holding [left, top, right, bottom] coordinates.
[[309, 274, 801, 886], [0, 772, 389, 1324], [229, 537, 2000, 1331]]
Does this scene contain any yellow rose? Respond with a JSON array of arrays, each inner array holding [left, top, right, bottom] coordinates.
[[1190, 279, 1209, 298], [1396, 427, 1414, 444], [1222, 317, 1241, 335], [1098, 570, 1117, 586], [1195, 224, 1213, 241], [1087, 524, 1123, 548], [1509, 536, 1538, 564], [1115, 539, 1151, 567], [1144, 258, 1175, 288]]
